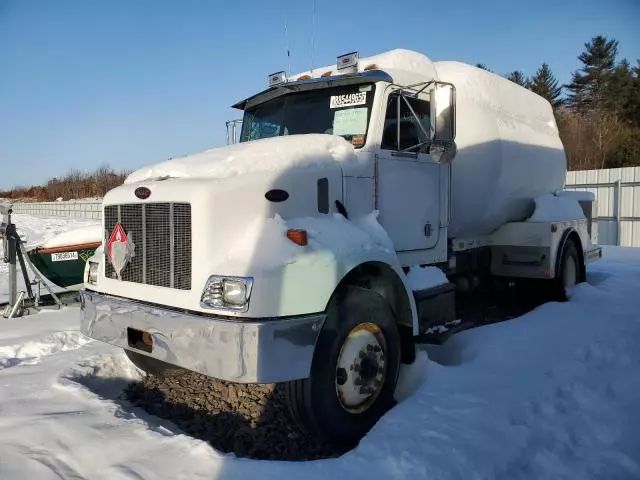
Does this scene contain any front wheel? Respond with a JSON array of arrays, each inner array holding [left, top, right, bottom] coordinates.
[[285, 286, 401, 446]]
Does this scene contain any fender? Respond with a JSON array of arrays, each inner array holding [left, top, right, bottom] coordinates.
[[246, 244, 419, 334]]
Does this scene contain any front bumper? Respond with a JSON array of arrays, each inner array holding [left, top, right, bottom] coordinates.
[[80, 289, 326, 383]]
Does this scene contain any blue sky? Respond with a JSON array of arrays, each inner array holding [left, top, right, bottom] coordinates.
[[1, 0, 638, 190]]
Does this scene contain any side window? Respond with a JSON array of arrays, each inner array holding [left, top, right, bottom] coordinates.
[[381, 93, 431, 152]]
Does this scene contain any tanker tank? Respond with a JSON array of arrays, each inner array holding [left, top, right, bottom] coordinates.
[[434, 61, 567, 239]]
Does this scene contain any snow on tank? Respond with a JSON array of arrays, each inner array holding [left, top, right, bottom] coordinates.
[[434, 61, 567, 238]]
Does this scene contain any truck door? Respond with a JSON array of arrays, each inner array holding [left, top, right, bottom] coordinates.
[[377, 91, 441, 251]]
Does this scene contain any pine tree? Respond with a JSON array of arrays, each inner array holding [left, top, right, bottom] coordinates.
[[506, 70, 529, 87], [605, 59, 635, 122], [530, 63, 563, 108], [566, 35, 619, 110], [475, 63, 493, 72]]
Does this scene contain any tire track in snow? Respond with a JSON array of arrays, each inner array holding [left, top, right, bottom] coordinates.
[[0, 330, 92, 370], [14, 444, 88, 480]]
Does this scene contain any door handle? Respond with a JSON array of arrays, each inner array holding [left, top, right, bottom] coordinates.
[[424, 222, 432, 237]]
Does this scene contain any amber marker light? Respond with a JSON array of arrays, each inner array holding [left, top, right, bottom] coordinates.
[[287, 229, 308, 246]]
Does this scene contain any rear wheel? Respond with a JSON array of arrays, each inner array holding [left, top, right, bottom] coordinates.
[[551, 239, 581, 301], [285, 286, 401, 446], [124, 349, 187, 377]]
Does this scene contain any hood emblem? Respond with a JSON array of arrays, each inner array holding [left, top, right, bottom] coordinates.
[[135, 186, 151, 199], [107, 223, 135, 280]]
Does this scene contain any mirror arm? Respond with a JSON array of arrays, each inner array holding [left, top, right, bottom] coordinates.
[[413, 80, 434, 97], [399, 141, 430, 153]]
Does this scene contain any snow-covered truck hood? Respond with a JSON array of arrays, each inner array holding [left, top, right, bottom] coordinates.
[[124, 134, 361, 184], [96, 134, 366, 316]]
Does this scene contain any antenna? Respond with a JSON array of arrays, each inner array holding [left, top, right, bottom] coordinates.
[[284, 15, 291, 76], [310, 0, 316, 74]]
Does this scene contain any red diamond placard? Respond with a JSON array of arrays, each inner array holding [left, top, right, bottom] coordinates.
[[107, 223, 134, 279]]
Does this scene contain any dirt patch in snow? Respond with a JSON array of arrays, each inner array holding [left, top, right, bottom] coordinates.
[[124, 373, 347, 461]]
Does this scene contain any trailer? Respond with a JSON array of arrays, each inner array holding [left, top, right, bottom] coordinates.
[[79, 49, 602, 445]]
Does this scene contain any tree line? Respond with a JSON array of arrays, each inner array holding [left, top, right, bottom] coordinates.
[[0, 165, 131, 201], [477, 35, 640, 171]]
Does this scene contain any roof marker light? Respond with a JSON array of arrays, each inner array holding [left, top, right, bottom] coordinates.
[[268, 71, 286, 87], [337, 51, 359, 72]]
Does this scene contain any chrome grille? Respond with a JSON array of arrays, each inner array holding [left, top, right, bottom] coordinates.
[[173, 203, 192, 290], [104, 203, 191, 290]]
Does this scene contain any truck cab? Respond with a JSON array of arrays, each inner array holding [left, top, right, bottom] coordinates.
[[80, 49, 600, 445]]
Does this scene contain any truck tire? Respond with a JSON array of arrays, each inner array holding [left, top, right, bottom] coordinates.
[[285, 286, 401, 446], [124, 349, 187, 378], [552, 239, 581, 301]]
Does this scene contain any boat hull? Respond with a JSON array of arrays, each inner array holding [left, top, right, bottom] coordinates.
[[27, 242, 101, 290]]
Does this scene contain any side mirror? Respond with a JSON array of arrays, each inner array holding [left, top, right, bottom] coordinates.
[[432, 83, 456, 145]]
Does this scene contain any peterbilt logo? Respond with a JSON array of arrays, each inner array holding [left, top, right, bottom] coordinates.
[[135, 186, 151, 199]]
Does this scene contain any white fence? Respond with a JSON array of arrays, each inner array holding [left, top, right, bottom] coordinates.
[[8, 201, 102, 220], [566, 166, 640, 247]]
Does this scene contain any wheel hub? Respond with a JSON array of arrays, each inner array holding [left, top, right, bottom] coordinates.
[[335, 322, 387, 413]]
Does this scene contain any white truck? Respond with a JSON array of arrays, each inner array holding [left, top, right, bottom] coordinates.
[[80, 49, 602, 444]]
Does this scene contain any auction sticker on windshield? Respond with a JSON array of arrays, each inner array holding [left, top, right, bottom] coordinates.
[[330, 92, 367, 109], [333, 107, 368, 136]]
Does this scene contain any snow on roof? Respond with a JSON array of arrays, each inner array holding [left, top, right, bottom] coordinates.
[[124, 134, 358, 184]]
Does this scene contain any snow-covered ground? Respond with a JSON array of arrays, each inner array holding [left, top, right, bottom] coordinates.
[[1, 215, 639, 479]]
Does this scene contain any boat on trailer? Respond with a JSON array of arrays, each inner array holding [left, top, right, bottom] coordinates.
[[26, 225, 102, 291]]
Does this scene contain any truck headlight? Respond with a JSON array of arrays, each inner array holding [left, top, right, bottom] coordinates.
[[200, 276, 253, 312], [87, 261, 99, 285]]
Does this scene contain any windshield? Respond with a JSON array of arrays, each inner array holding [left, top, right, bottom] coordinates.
[[239, 83, 376, 148]]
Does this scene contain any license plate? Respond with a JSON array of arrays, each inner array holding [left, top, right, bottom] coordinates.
[[51, 251, 79, 262]]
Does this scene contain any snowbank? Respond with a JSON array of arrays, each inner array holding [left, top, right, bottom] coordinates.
[[125, 134, 359, 184], [40, 224, 103, 248], [406, 265, 449, 291], [527, 193, 585, 222]]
